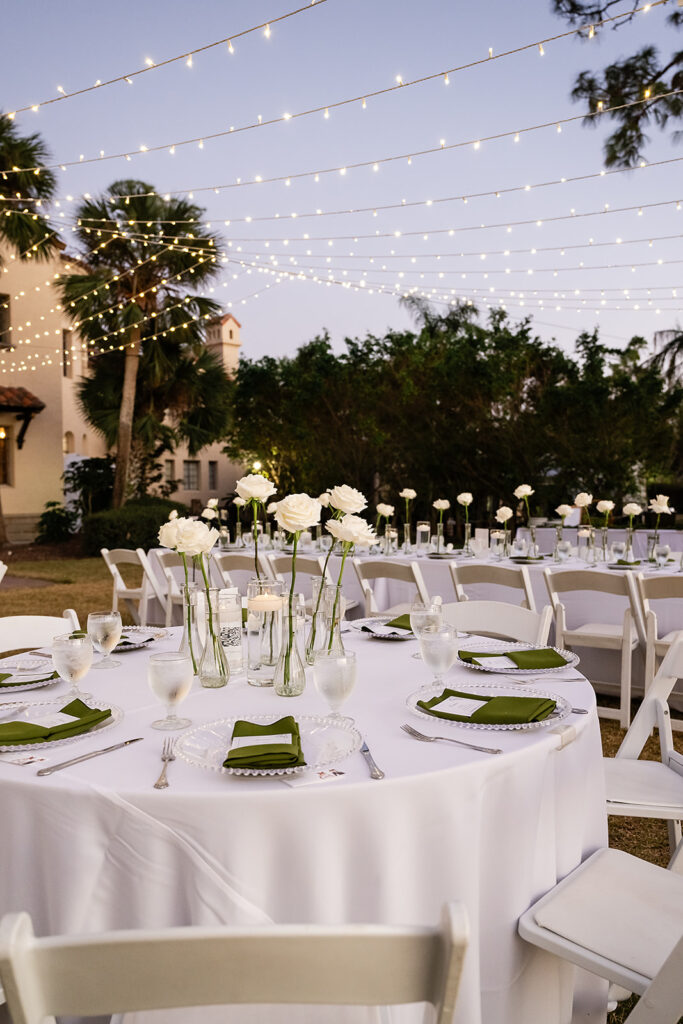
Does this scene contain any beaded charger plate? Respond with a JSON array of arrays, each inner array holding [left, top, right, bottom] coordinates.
[[406, 682, 571, 732]]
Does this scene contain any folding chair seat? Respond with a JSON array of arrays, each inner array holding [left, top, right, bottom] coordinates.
[[352, 558, 430, 617], [449, 562, 536, 610], [544, 568, 640, 728], [441, 601, 552, 645], [0, 903, 469, 1024], [519, 848, 683, 1022]]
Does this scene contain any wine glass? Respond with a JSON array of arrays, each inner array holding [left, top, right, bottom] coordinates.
[[313, 650, 357, 721], [654, 544, 671, 570], [557, 539, 572, 562], [419, 624, 458, 689], [52, 632, 94, 702], [511, 535, 527, 558], [87, 611, 123, 670], [611, 540, 626, 563], [409, 599, 443, 660], [147, 652, 193, 730]]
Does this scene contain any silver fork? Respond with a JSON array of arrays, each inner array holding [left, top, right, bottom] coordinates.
[[401, 722, 503, 755], [153, 737, 175, 789]]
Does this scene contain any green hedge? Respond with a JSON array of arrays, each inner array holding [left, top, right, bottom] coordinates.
[[82, 497, 188, 556]]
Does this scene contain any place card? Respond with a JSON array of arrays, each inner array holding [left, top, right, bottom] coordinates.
[[282, 769, 346, 788], [230, 732, 293, 749], [432, 696, 489, 718], [470, 655, 517, 669], [0, 752, 48, 766], [27, 711, 78, 729]]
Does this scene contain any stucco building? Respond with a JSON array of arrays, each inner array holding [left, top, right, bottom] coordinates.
[[0, 245, 243, 543]]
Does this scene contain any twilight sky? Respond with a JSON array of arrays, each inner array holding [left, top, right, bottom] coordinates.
[[4, 0, 681, 362]]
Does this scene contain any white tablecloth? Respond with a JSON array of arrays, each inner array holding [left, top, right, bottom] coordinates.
[[0, 628, 607, 1023]]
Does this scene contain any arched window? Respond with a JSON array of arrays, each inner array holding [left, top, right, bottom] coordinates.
[[63, 431, 74, 454]]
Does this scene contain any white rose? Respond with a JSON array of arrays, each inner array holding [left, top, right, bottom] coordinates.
[[495, 506, 513, 524], [456, 492, 473, 506], [317, 492, 331, 507], [514, 484, 534, 499], [275, 493, 322, 534], [574, 492, 593, 508], [649, 494, 674, 515], [623, 502, 642, 517], [235, 473, 277, 504], [207, 498, 218, 508], [596, 500, 615, 515], [326, 514, 376, 547], [202, 507, 218, 520], [233, 496, 247, 508], [158, 518, 180, 549], [399, 488, 417, 500], [175, 518, 218, 557], [328, 484, 367, 514], [555, 504, 573, 518], [376, 503, 394, 517], [266, 501, 279, 515], [433, 499, 451, 511], [168, 509, 179, 520]]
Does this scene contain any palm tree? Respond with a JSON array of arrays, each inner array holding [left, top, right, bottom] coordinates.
[[0, 114, 58, 547], [56, 180, 223, 506], [0, 113, 58, 265]]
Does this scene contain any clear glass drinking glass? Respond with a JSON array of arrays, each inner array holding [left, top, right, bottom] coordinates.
[[147, 652, 193, 730], [313, 650, 357, 721], [511, 535, 527, 557], [419, 624, 458, 688], [611, 540, 626, 563], [87, 611, 122, 670], [409, 599, 443, 660], [655, 543, 671, 570], [52, 632, 94, 701], [489, 532, 504, 560], [415, 521, 431, 557], [557, 539, 572, 562]]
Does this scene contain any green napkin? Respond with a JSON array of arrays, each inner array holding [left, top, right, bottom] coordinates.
[[0, 698, 112, 746], [417, 687, 557, 724], [617, 559, 641, 566], [458, 647, 567, 669], [384, 614, 412, 631], [0, 670, 58, 688], [224, 716, 306, 770], [117, 635, 153, 648]]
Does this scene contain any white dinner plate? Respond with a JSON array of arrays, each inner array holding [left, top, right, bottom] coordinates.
[[456, 639, 579, 674], [0, 699, 123, 752], [115, 626, 166, 652], [406, 681, 571, 732], [175, 713, 362, 777]]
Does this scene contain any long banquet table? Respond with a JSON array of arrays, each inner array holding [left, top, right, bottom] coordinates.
[[0, 626, 607, 1024]]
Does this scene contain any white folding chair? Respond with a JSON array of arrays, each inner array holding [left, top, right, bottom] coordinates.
[[441, 600, 552, 645], [0, 904, 469, 1024], [544, 568, 640, 728], [0, 610, 80, 653], [352, 558, 430, 617], [518, 848, 683, 1023], [634, 573, 683, 719], [213, 551, 270, 593], [100, 548, 150, 626], [449, 562, 537, 611], [0, 562, 6, 586], [604, 636, 683, 870], [154, 550, 187, 627]]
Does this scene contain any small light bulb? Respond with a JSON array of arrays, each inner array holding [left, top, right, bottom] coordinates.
[[264, 23, 271, 37], [228, 39, 234, 53], [186, 54, 193, 68], [538, 42, 545, 56], [444, 73, 449, 85]]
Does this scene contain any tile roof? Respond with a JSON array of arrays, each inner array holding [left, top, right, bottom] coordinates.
[[0, 386, 46, 412]]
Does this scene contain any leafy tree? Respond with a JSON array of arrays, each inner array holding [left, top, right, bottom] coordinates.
[[56, 180, 223, 507], [552, 2, 683, 166]]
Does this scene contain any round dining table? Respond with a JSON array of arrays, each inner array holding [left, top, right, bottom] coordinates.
[[0, 626, 608, 1024]]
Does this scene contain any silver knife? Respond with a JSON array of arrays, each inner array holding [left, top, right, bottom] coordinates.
[[36, 737, 144, 776], [360, 739, 385, 780]]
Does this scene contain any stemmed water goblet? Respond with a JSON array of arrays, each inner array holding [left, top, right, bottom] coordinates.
[[409, 598, 443, 660], [87, 610, 123, 670], [51, 632, 94, 702], [313, 650, 357, 722], [611, 540, 626, 563], [147, 652, 194, 730], [419, 624, 458, 690], [654, 544, 671, 570]]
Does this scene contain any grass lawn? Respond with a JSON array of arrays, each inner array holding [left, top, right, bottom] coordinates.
[[1, 557, 681, 1021]]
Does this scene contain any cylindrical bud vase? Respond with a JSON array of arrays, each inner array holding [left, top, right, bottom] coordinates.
[[199, 588, 230, 688], [246, 578, 283, 686]]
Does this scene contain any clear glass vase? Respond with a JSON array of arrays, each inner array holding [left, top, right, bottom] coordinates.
[[246, 578, 283, 686], [305, 576, 326, 666], [435, 522, 444, 555], [274, 601, 307, 697], [647, 530, 659, 562], [235, 522, 244, 549], [462, 521, 474, 558], [599, 526, 610, 562], [322, 583, 346, 656], [218, 589, 244, 674], [178, 582, 201, 675], [199, 588, 230, 688], [553, 525, 563, 563], [625, 525, 636, 564], [403, 524, 412, 554]]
